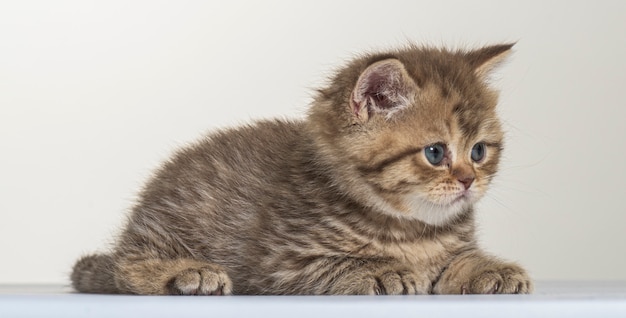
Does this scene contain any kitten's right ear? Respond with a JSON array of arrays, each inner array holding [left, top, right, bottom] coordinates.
[[350, 59, 417, 123], [466, 43, 515, 79]]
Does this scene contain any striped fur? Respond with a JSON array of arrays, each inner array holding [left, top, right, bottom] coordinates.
[[71, 44, 531, 295]]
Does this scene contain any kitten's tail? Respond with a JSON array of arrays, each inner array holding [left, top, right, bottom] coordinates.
[[71, 254, 119, 294]]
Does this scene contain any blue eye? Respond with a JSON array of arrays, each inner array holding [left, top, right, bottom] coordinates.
[[471, 143, 486, 162], [424, 144, 446, 165]]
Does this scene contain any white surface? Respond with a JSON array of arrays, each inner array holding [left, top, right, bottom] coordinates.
[[1, 1, 626, 284], [1, 282, 626, 318]]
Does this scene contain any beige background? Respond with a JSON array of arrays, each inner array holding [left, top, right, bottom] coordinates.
[[1, 0, 625, 284]]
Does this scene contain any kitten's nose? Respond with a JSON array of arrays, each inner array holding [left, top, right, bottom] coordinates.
[[452, 166, 475, 190], [458, 176, 475, 190]]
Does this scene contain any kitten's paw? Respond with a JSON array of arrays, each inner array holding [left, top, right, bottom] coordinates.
[[169, 265, 232, 295], [463, 263, 532, 294], [375, 270, 431, 295], [334, 269, 429, 295]]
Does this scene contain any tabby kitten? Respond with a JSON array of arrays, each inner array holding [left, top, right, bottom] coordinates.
[[71, 43, 532, 295]]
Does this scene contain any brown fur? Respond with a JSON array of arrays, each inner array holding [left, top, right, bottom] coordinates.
[[71, 44, 532, 295]]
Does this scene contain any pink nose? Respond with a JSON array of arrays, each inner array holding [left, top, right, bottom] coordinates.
[[458, 176, 474, 190]]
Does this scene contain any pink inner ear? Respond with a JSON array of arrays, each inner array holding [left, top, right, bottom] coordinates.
[[362, 71, 395, 110], [352, 59, 411, 118]]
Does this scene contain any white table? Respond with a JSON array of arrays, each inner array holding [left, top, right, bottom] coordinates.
[[1, 281, 625, 318]]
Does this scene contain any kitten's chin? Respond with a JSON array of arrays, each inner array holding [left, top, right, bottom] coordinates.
[[400, 194, 472, 226], [361, 185, 476, 226]]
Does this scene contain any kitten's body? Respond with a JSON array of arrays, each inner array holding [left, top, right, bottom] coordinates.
[[72, 44, 532, 295]]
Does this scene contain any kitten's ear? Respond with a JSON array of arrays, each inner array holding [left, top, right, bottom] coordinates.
[[466, 43, 514, 79], [350, 59, 417, 122]]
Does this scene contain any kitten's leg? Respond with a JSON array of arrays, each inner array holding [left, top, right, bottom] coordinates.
[[322, 258, 431, 295], [114, 257, 233, 295], [432, 250, 532, 294]]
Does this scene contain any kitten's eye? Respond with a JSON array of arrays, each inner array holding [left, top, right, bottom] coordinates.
[[424, 144, 446, 165], [471, 142, 486, 162]]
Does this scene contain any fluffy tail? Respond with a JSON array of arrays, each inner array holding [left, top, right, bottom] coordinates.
[[71, 254, 119, 294]]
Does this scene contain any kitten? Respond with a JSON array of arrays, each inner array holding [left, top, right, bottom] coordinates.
[[71, 43, 532, 295]]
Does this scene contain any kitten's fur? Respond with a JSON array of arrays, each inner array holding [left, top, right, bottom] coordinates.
[[72, 44, 532, 295]]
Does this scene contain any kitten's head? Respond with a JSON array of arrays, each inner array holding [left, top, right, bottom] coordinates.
[[308, 44, 512, 226]]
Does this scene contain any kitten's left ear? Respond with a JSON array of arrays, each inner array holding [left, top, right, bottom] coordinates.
[[466, 43, 515, 79], [350, 59, 417, 123]]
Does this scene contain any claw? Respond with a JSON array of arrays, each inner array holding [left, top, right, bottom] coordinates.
[[374, 285, 382, 295], [486, 282, 499, 294]]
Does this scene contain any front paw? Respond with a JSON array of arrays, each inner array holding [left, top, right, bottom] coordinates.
[[463, 263, 532, 294], [375, 269, 431, 295], [168, 264, 232, 295], [331, 268, 430, 295]]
